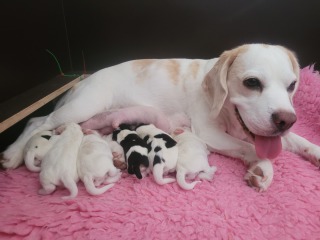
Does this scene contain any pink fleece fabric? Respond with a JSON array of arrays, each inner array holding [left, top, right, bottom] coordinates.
[[1, 66, 320, 240]]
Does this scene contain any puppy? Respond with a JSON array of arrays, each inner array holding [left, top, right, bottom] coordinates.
[[172, 128, 217, 190], [104, 133, 127, 170], [112, 125, 149, 179], [135, 124, 178, 185], [38, 122, 83, 199], [78, 129, 121, 195], [81, 105, 190, 135], [23, 130, 55, 172]]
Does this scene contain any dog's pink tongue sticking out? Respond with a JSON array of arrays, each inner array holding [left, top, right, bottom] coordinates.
[[254, 135, 282, 159]]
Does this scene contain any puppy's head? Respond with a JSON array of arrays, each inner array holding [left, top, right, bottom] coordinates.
[[203, 44, 300, 158]]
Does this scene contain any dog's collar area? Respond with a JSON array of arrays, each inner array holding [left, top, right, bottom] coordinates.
[[234, 107, 255, 140]]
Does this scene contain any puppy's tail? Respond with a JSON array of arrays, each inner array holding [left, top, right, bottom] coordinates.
[[24, 151, 41, 172], [152, 163, 175, 185], [176, 169, 201, 190], [83, 175, 114, 196], [61, 175, 78, 199]]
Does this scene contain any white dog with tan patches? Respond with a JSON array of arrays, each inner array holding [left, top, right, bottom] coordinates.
[[3, 44, 320, 191], [38, 122, 83, 199], [172, 127, 217, 190], [78, 130, 122, 195]]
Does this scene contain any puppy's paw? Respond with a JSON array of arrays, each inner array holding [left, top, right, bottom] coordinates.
[[198, 166, 217, 181], [245, 160, 273, 192]]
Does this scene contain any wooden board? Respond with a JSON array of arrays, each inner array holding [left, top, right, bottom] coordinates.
[[0, 74, 89, 133]]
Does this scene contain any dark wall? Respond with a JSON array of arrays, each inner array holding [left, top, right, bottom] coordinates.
[[1, 0, 320, 150]]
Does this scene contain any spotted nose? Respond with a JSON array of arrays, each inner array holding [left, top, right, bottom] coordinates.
[[272, 111, 297, 132]]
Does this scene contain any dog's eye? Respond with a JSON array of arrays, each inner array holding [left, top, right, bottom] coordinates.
[[287, 81, 296, 92], [243, 78, 263, 91]]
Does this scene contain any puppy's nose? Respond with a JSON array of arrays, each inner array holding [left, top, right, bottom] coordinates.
[[272, 111, 297, 132]]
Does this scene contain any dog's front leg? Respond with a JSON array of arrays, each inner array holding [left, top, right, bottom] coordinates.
[[1, 116, 47, 169], [282, 132, 320, 167], [195, 123, 274, 191]]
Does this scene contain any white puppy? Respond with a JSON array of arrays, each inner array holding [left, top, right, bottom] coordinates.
[[78, 129, 122, 195], [23, 130, 55, 172], [38, 122, 83, 199], [135, 124, 178, 185], [172, 128, 217, 190]]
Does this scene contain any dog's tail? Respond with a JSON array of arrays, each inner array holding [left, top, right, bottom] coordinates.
[[61, 175, 79, 199], [176, 169, 201, 190], [24, 151, 41, 172], [152, 161, 175, 185], [83, 175, 114, 195]]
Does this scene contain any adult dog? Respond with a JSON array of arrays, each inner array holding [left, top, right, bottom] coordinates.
[[2, 44, 320, 191]]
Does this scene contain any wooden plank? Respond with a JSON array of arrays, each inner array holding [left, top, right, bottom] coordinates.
[[0, 74, 89, 133]]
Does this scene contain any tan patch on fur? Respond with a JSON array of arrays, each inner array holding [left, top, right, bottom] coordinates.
[[113, 160, 127, 170], [202, 44, 249, 118], [163, 60, 181, 84], [132, 59, 155, 82], [261, 44, 270, 48], [189, 61, 200, 79], [253, 166, 264, 177], [283, 47, 300, 81]]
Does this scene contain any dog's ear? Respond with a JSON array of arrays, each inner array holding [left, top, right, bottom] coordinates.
[[202, 46, 245, 119], [281, 47, 300, 98]]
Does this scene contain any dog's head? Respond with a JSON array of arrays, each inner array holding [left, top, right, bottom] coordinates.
[[203, 44, 300, 158]]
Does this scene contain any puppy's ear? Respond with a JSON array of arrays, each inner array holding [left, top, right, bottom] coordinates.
[[202, 46, 245, 118]]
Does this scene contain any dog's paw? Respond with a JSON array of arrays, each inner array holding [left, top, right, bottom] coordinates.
[[306, 145, 320, 167], [244, 160, 273, 192], [1, 147, 24, 169]]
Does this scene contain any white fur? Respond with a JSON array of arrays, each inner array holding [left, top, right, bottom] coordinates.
[[3, 44, 320, 191], [173, 128, 217, 190], [78, 130, 121, 195], [136, 124, 178, 185], [38, 123, 83, 199], [23, 130, 55, 172]]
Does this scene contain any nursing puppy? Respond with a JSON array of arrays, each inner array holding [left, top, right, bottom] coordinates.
[[81, 105, 190, 135], [112, 125, 149, 179], [104, 134, 127, 170], [38, 122, 83, 199], [78, 129, 121, 195], [172, 128, 217, 190], [135, 124, 178, 185], [23, 130, 55, 172]]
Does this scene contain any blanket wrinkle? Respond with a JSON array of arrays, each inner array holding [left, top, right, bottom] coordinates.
[[1, 65, 320, 239]]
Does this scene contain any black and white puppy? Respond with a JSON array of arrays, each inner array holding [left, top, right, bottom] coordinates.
[[112, 124, 149, 179], [135, 124, 178, 185]]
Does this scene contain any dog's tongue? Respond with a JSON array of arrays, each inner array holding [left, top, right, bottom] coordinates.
[[254, 135, 282, 159]]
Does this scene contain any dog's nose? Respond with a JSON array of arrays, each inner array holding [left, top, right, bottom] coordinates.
[[272, 111, 297, 132]]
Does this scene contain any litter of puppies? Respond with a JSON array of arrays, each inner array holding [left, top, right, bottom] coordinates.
[[22, 110, 217, 199]]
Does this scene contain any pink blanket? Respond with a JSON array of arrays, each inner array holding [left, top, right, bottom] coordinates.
[[1, 66, 320, 240]]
